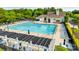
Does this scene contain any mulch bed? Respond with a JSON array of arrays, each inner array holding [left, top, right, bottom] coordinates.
[[74, 32, 79, 39]]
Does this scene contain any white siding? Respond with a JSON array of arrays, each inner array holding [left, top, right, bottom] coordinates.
[[36, 17, 44, 22], [36, 17, 65, 23], [50, 18, 56, 23], [40, 18, 44, 22]]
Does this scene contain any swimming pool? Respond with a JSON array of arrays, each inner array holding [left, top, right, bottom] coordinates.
[[8, 22, 57, 34]]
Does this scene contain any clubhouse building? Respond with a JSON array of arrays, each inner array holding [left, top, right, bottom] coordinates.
[[36, 9, 65, 23]]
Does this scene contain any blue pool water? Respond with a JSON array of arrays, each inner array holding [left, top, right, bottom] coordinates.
[[8, 22, 57, 34]]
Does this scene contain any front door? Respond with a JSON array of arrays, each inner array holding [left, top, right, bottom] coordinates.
[[44, 17, 47, 22]]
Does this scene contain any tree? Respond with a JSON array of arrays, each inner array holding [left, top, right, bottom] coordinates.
[[4, 10, 17, 23], [23, 9, 33, 18], [48, 7, 56, 12], [58, 8, 63, 12], [76, 17, 79, 30], [66, 11, 73, 17], [0, 8, 5, 23], [33, 9, 43, 17], [43, 8, 48, 14], [0, 7, 63, 23], [72, 14, 79, 30], [72, 10, 79, 14], [65, 15, 70, 23], [72, 16, 78, 33]]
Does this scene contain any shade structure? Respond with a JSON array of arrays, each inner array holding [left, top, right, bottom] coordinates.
[[0, 29, 52, 48]]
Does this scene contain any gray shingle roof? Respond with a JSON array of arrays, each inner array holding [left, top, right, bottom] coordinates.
[[36, 12, 65, 18]]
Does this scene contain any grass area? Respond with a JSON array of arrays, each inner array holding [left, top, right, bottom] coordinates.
[[66, 23, 79, 49], [72, 28, 79, 39], [55, 45, 69, 51], [0, 48, 4, 51]]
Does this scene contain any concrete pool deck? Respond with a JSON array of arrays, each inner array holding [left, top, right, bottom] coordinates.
[[53, 24, 64, 45]]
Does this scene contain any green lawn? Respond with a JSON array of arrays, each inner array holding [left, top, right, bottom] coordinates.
[[55, 45, 69, 51]]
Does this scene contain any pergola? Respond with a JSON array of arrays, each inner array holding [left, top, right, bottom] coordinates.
[[0, 29, 52, 48]]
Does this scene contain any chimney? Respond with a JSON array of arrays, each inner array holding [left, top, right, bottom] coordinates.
[[56, 9, 59, 16]]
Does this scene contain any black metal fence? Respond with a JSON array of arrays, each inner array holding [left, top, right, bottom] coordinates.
[[64, 23, 78, 50]]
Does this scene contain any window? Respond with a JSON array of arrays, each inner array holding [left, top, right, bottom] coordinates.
[[48, 18, 50, 23], [36, 19, 39, 21]]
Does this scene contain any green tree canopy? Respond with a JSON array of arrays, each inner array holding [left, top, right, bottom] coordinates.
[[72, 10, 79, 14], [0, 7, 63, 23]]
